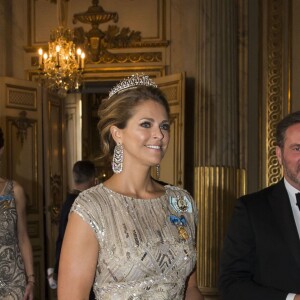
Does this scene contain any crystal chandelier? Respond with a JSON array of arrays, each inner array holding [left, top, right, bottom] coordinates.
[[38, 1, 85, 93]]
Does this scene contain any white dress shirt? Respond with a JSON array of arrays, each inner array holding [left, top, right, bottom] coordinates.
[[284, 179, 300, 238]]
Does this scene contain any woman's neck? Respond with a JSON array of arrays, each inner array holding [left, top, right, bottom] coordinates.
[[104, 172, 164, 199]]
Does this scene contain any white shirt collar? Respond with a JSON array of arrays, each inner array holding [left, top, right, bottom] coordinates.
[[284, 178, 300, 238], [284, 177, 300, 199], [284, 178, 300, 203]]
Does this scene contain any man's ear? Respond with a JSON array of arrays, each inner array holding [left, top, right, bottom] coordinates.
[[275, 146, 282, 165], [110, 126, 122, 144]]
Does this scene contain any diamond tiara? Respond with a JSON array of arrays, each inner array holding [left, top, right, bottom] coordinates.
[[108, 73, 157, 99]]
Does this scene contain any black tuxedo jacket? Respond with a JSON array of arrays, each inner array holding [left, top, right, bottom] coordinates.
[[54, 191, 96, 300], [219, 179, 300, 300], [54, 192, 79, 276]]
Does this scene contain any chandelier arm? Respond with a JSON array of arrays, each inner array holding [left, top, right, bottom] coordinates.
[[57, 0, 68, 28]]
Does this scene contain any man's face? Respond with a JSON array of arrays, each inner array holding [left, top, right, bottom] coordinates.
[[276, 123, 300, 190]]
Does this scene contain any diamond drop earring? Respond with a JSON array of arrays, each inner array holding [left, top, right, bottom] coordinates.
[[112, 143, 123, 174], [156, 164, 160, 179]]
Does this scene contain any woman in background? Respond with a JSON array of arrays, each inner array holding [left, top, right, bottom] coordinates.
[[58, 74, 203, 300], [0, 128, 35, 299]]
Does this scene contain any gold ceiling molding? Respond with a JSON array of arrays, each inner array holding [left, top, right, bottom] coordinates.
[[92, 51, 163, 64]]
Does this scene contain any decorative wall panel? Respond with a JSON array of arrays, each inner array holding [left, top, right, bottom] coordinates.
[[6, 85, 37, 110], [6, 117, 39, 212]]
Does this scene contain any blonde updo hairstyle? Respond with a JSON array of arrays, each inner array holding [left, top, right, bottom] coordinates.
[[98, 85, 170, 161]]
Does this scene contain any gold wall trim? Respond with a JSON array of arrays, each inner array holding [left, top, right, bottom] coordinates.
[[263, 0, 290, 187], [28, 66, 165, 84], [93, 51, 163, 64], [30, 49, 164, 66], [24, 41, 169, 54], [266, 0, 283, 186], [194, 166, 246, 294]]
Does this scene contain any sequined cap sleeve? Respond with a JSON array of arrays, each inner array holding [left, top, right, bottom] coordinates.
[[70, 186, 105, 242]]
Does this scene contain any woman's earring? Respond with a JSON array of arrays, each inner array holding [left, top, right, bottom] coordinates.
[[112, 143, 123, 174], [156, 164, 160, 179]]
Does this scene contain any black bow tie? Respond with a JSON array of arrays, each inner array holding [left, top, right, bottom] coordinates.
[[296, 193, 300, 211]]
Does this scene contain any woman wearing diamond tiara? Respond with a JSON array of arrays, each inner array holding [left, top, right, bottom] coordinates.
[[58, 74, 203, 300]]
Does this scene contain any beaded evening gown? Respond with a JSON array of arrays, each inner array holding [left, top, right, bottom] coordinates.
[[72, 183, 198, 300], [0, 180, 26, 299]]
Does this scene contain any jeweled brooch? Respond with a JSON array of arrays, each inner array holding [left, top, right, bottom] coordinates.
[[169, 215, 189, 241], [169, 196, 192, 213]]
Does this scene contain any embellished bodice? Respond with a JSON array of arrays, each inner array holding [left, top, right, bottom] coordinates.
[[0, 181, 18, 244], [0, 180, 26, 299], [71, 184, 198, 300]]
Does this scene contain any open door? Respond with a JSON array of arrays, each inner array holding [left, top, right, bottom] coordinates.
[[0, 77, 46, 299], [154, 72, 185, 187]]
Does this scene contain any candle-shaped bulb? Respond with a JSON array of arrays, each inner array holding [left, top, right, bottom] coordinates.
[[56, 45, 60, 66], [80, 52, 85, 69], [38, 48, 43, 66], [77, 48, 82, 65]]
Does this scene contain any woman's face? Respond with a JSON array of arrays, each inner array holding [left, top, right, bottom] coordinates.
[[118, 99, 170, 168]]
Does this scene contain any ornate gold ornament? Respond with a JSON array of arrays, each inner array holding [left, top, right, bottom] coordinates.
[[49, 173, 62, 224], [72, 0, 167, 64], [12, 111, 34, 145]]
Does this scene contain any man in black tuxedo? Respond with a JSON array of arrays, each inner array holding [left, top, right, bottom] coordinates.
[[219, 111, 300, 300], [54, 160, 97, 300]]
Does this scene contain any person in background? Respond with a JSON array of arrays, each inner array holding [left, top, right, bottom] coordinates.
[[0, 127, 35, 299], [58, 74, 203, 299], [219, 111, 300, 300], [54, 160, 96, 299]]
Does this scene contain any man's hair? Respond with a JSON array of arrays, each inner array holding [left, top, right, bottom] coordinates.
[[276, 111, 300, 148], [0, 127, 4, 149], [72, 160, 96, 184]]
